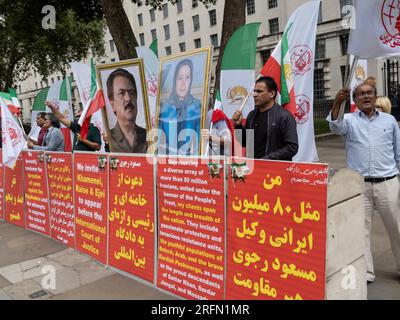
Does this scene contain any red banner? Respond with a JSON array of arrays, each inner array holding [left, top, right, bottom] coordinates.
[[157, 158, 225, 300], [4, 156, 25, 227], [108, 156, 155, 282], [23, 151, 50, 236], [74, 153, 108, 264], [0, 152, 4, 221], [226, 159, 328, 300], [47, 153, 75, 247]]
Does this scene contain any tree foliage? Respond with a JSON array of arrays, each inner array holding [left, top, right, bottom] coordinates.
[[0, 0, 105, 91]]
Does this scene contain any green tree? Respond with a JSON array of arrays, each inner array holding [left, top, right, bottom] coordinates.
[[0, 0, 105, 91]]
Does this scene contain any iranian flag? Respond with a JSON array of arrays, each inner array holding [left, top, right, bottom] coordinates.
[[261, 0, 321, 162], [0, 92, 20, 115], [348, 0, 400, 59], [0, 97, 26, 168], [29, 77, 74, 151], [210, 90, 235, 156], [220, 23, 261, 119], [70, 59, 105, 142]]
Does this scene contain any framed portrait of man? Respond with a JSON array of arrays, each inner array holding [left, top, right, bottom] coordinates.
[[97, 59, 151, 154], [155, 47, 212, 156]]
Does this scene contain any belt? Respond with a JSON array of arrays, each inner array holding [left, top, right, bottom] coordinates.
[[364, 175, 397, 183]]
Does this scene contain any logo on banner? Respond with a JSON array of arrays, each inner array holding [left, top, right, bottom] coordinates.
[[294, 95, 311, 124], [146, 74, 158, 97], [381, 0, 400, 48], [227, 86, 249, 104], [83, 86, 91, 103], [290, 45, 313, 76], [6, 118, 23, 146]]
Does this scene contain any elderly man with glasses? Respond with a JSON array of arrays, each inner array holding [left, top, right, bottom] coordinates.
[[327, 82, 400, 285]]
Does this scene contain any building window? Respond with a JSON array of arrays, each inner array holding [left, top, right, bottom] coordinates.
[[57, 76, 60, 81], [314, 68, 326, 100], [109, 40, 115, 53], [179, 42, 186, 52], [111, 58, 116, 62], [210, 34, 219, 48], [192, 0, 198, 8], [268, 0, 278, 9], [34, 70, 37, 78], [177, 0, 183, 13], [151, 29, 157, 42], [162, 4, 168, 19], [193, 15, 200, 32], [247, 0, 255, 15], [194, 38, 201, 48], [340, 0, 353, 18], [150, 9, 155, 22], [178, 20, 185, 36], [340, 32, 349, 56], [269, 18, 279, 34], [209, 9, 217, 26], [138, 13, 143, 26], [51, 78, 54, 84], [139, 33, 145, 46], [316, 39, 326, 60], [165, 46, 172, 56], [260, 49, 272, 65], [35, 82, 38, 89], [164, 25, 170, 40]]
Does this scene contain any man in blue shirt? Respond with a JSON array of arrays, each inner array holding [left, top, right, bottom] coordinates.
[[327, 83, 400, 284]]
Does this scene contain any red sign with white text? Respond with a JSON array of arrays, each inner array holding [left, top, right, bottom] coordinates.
[[226, 158, 328, 300], [157, 157, 225, 300], [74, 153, 108, 264], [108, 156, 155, 282], [24, 151, 50, 236], [0, 152, 4, 221], [47, 152, 75, 247], [4, 156, 25, 227]]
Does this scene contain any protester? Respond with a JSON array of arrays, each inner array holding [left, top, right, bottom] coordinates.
[[28, 112, 47, 146], [46, 101, 101, 152], [232, 76, 298, 160], [107, 68, 147, 153], [327, 82, 400, 284], [375, 96, 392, 114], [158, 59, 201, 155], [28, 113, 64, 151]]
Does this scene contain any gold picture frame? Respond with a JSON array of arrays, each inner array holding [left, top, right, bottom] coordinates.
[[155, 47, 212, 156], [96, 59, 152, 154]]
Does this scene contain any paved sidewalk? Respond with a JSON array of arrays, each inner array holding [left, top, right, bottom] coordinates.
[[0, 135, 398, 300]]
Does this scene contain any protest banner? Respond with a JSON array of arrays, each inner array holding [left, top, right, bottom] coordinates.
[[23, 151, 50, 236], [226, 158, 328, 300], [74, 153, 108, 264], [0, 152, 4, 220], [47, 152, 75, 247], [108, 155, 155, 282], [4, 155, 25, 227], [157, 157, 225, 300]]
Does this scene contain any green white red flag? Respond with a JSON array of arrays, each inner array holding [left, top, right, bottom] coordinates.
[[71, 59, 105, 141], [29, 77, 74, 151], [219, 23, 261, 119]]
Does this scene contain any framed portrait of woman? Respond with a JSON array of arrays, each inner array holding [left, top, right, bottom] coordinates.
[[155, 47, 212, 156], [97, 59, 151, 154]]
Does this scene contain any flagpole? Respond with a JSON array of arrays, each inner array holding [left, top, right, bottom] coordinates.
[[338, 55, 359, 120], [238, 74, 261, 112], [16, 116, 28, 141]]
